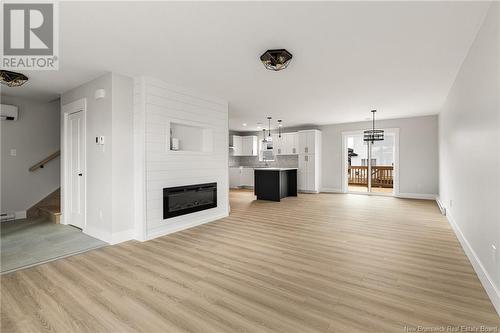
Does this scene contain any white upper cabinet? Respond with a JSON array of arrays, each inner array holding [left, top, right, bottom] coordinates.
[[298, 130, 318, 155], [232, 135, 242, 156], [272, 132, 298, 155], [232, 135, 258, 156]]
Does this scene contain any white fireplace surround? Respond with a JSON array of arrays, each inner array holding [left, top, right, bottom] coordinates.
[[133, 76, 229, 241]]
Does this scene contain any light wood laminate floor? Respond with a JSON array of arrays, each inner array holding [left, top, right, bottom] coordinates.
[[1, 190, 498, 332]]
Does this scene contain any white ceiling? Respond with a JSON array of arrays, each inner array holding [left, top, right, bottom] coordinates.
[[1, 1, 490, 131]]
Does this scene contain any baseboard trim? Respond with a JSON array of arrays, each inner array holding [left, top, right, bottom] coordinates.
[[435, 197, 446, 215], [445, 211, 500, 316], [15, 211, 27, 220], [146, 212, 229, 241], [396, 193, 437, 200], [110, 229, 135, 245], [320, 188, 343, 193]]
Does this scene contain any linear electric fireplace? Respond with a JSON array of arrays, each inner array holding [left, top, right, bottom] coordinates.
[[163, 183, 217, 219]]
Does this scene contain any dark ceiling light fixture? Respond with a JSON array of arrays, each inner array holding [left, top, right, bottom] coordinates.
[[363, 110, 384, 143], [260, 49, 293, 71], [267, 117, 272, 138], [0, 70, 29, 87], [277, 119, 283, 138]]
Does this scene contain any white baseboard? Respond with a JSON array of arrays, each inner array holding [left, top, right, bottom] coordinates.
[[435, 197, 446, 215], [15, 211, 27, 219], [396, 193, 437, 200], [110, 229, 135, 245], [146, 212, 229, 241], [320, 188, 343, 193], [445, 211, 500, 316]]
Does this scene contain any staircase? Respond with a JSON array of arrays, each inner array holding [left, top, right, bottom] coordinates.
[[27, 188, 61, 223]]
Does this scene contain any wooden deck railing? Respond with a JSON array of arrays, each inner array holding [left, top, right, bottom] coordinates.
[[348, 165, 394, 188]]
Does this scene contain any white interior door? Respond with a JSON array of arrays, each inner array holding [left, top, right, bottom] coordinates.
[[67, 111, 85, 228]]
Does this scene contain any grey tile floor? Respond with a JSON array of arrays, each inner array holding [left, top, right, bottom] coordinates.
[[1, 217, 106, 273]]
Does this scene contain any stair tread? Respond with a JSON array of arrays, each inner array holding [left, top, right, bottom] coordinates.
[[38, 205, 61, 215]]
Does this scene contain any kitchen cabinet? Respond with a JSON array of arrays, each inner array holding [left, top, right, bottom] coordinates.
[[272, 132, 298, 155], [229, 167, 241, 188], [298, 130, 321, 192], [232, 135, 258, 156], [229, 167, 254, 188], [232, 135, 242, 156], [241, 168, 254, 187], [298, 130, 318, 155]]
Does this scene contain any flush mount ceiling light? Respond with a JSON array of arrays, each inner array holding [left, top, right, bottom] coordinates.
[[0, 70, 28, 87], [260, 49, 293, 71], [363, 110, 384, 143]]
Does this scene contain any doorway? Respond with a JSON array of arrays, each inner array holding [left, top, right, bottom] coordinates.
[[342, 129, 399, 195]]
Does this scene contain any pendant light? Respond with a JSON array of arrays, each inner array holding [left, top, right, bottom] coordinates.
[[267, 117, 272, 138], [277, 120, 282, 138], [363, 110, 384, 143]]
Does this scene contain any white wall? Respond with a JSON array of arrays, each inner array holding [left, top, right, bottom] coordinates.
[[439, 2, 499, 314], [320, 115, 439, 197], [61, 72, 134, 243], [1, 95, 60, 218], [134, 77, 229, 240]]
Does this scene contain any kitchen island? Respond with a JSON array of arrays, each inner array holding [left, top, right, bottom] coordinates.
[[254, 168, 298, 201]]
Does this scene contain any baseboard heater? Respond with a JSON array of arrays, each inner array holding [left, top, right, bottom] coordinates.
[[163, 182, 217, 219]]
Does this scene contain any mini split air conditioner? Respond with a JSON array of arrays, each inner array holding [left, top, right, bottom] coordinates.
[[0, 104, 18, 121]]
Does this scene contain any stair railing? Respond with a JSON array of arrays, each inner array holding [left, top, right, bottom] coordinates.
[[29, 150, 60, 172]]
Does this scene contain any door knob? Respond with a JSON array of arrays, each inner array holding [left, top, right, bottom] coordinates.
[[78, 173, 83, 176]]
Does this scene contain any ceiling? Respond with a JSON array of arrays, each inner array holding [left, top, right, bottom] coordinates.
[[1, 1, 490, 131]]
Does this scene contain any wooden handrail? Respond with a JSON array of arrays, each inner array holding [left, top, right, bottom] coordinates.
[[29, 150, 60, 172]]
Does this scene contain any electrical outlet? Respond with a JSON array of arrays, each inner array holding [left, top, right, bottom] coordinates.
[[99, 209, 103, 220], [449, 200, 453, 208]]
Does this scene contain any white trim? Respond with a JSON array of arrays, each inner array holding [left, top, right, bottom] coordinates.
[[110, 229, 135, 245], [445, 211, 500, 316], [145, 212, 228, 241], [133, 76, 147, 241], [396, 193, 437, 200], [14, 211, 27, 219], [61, 99, 87, 230], [320, 187, 343, 193], [435, 197, 447, 215]]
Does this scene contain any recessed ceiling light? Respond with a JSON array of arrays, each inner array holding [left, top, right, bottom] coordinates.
[[242, 123, 247, 127]]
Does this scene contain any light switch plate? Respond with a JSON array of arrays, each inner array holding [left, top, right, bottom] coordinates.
[[10, 149, 16, 156]]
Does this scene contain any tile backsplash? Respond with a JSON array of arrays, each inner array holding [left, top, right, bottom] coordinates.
[[229, 155, 298, 168]]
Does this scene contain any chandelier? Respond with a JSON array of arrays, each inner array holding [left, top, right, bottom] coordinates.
[[363, 110, 384, 143]]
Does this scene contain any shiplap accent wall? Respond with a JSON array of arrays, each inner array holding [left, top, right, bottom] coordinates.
[[134, 77, 229, 240]]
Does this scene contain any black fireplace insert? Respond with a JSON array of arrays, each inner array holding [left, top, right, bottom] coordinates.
[[163, 182, 217, 219]]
